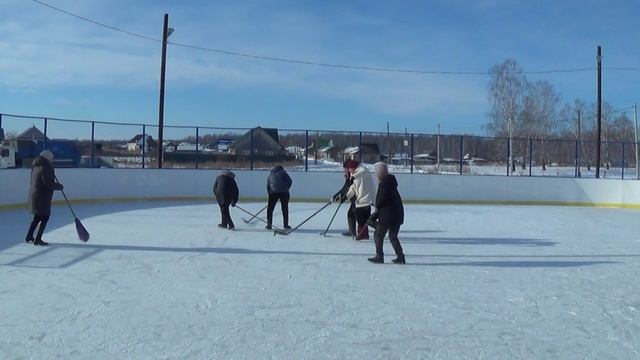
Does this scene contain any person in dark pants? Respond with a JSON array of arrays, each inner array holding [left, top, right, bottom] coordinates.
[[332, 162, 356, 237], [266, 166, 293, 230], [368, 162, 405, 264], [26, 150, 63, 246], [213, 170, 239, 230]]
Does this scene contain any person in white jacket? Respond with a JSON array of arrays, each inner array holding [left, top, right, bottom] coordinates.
[[343, 160, 375, 240]]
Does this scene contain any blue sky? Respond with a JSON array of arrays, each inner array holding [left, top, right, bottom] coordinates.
[[1, 0, 639, 140]]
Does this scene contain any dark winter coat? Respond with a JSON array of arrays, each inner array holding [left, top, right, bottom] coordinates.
[[213, 174, 239, 206], [267, 166, 292, 194], [374, 174, 404, 226], [28, 156, 63, 216]]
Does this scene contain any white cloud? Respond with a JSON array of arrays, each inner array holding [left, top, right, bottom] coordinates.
[[0, 0, 487, 118]]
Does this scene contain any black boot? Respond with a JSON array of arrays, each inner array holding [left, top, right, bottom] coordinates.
[[25, 236, 34, 243], [265, 224, 272, 230], [284, 225, 292, 230], [341, 231, 353, 237], [392, 254, 406, 264], [218, 224, 227, 229], [367, 255, 384, 264], [33, 239, 49, 246]]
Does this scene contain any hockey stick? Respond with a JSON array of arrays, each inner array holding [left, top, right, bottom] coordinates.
[[55, 177, 89, 242], [234, 205, 285, 232], [242, 204, 267, 224], [274, 200, 333, 236], [320, 199, 344, 237]]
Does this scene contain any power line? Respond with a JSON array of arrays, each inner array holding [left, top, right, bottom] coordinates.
[[30, 0, 626, 76], [31, 0, 161, 43]]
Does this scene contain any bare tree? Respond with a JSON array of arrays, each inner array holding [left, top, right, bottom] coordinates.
[[487, 59, 526, 172], [520, 80, 560, 170]]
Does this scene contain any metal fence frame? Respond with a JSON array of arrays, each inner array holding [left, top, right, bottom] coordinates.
[[1, 112, 638, 180]]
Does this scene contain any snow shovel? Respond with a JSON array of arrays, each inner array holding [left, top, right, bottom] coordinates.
[[274, 200, 333, 236], [56, 178, 89, 242]]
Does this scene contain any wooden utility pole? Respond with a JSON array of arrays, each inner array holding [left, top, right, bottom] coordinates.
[[595, 45, 602, 178]]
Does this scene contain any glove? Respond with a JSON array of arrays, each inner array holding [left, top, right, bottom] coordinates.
[[231, 202, 237, 207], [56, 183, 64, 191]]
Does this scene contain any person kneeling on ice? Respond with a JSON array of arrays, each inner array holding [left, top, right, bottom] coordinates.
[[367, 162, 406, 264], [266, 165, 293, 230], [332, 161, 356, 237], [213, 170, 239, 230], [342, 160, 374, 240], [26, 150, 64, 246]]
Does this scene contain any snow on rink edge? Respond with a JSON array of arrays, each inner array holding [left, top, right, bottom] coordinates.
[[1, 200, 640, 359]]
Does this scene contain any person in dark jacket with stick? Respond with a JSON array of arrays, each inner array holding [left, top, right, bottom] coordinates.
[[266, 166, 292, 230], [26, 150, 63, 246], [213, 170, 239, 230], [368, 162, 405, 264], [332, 161, 356, 237]]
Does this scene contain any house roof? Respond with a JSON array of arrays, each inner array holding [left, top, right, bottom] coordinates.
[[343, 143, 380, 155], [230, 127, 284, 152], [17, 126, 48, 141], [312, 139, 334, 152], [129, 134, 154, 143]]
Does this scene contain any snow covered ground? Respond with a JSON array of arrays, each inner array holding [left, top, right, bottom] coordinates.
[[1, 201, 640, 359]]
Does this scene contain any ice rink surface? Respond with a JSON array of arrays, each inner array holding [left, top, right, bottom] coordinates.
[[1, 201, 640, 359]]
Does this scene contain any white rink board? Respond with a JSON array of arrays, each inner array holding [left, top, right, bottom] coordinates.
[[1, 168, 640, 208]]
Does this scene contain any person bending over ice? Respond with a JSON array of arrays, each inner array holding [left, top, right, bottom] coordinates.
[[342, 160, 375, 240], [213, 170, 239, 230], [26, 150, 64, 246], [266, 166, 292, 230], [367, 162, 406, 264]]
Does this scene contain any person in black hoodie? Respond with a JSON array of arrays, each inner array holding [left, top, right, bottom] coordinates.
[[332, 161, 356, 237], [213, 170, 239, 230], [26, 150, 64, 246], [266, 166, 293, 230], [368, 162, 405, 264]]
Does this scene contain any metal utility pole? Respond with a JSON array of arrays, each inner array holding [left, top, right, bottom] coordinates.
[[577, 109, 582, 177], [508, 116, 513, 175], [595, 45, 602, 178], [436, 123, 441, 172], [634, 102, 639, 180], [157, 14, 173, 169]]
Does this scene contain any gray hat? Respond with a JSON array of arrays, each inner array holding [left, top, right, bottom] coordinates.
[[40, 150, 54, 163]]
